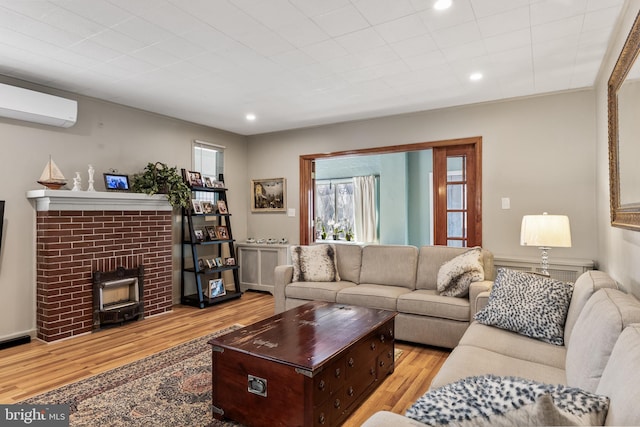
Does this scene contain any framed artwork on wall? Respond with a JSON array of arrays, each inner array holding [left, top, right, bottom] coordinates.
[[251, 177, 286, 212]]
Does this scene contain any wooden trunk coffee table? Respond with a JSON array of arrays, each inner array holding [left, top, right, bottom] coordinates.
[[209, 301, 396, 427]]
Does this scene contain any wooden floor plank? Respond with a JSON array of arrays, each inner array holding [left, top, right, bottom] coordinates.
[[0, 291, 449, 425]]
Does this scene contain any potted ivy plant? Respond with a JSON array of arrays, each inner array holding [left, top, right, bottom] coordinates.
[[131, 162, 191, 209]]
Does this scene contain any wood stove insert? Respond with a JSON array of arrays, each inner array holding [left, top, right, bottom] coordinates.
[[93, 265, 144, 330]]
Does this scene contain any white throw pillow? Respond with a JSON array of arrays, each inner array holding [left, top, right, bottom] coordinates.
[[474, 268, 573, 345], [405, 375, 609, 427], [291, 244, 340, 282], [436, 247, 484, 297]]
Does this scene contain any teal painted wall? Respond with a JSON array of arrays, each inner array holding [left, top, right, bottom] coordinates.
[[379, 153, 408, 244], [408, 150, 433, 247]]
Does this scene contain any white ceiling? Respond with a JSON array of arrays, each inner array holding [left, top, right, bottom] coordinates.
[[0, 0, 625, 135]]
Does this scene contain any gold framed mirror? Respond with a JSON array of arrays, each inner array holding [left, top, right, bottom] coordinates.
[[609, 11, 640, 230]]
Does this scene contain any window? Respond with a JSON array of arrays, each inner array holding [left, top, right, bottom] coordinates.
[[193, 140, 224, 178], [193, 140, 224, 201], [315, 179, 354, 240]]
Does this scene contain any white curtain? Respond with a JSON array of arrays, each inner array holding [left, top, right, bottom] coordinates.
[[353, 175, 377, 243]]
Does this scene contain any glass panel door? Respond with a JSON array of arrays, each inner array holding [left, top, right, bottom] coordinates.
[[434, 144, 480, 247]]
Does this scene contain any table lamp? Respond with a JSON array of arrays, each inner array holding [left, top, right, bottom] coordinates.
[[520, 212, 572, 276]]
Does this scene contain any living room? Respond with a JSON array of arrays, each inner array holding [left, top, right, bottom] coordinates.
[[1, 0, 640, 425]]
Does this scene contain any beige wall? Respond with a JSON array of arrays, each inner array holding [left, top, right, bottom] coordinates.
[[247, 90, 598, 264], [596, 0, 640, 298], [0, 76, 248, 342]]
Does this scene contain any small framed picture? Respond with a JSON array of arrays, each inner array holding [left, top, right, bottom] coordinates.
[[204, 176, 213, 188], [205, 226, 218, 240], [211, 180, 225, 188], [206, 259, 216, 269], [215, 257, 224, 267], [104, 173, 130, 191], [225, 257, 236, 266], [217, 200, 228, 214], [197, 259, 206, 270], [207, 278, 226, 298], [201, 201, 214, 214], [194, 229, 205, 241], [187, 171, 203, 187], [251, 177, 286, 212], [216, 226, 229, 240], [192, 200, 203, 214]]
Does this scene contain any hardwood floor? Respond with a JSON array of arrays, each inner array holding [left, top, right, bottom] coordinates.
[[0, 291, 449, 426]]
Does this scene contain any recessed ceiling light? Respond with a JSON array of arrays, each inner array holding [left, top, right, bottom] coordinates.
[[434, 0, 452, 10], [246, 113, 256, 121], [469, 72, 483, 81]]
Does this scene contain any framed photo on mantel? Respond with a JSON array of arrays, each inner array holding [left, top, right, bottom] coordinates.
[[251, 177, 286, 212]]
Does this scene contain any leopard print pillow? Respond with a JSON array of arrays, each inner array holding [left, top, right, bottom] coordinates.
[[405, 375, 609, 427], [291, 244, 340, 282], [474, 268, 573, 345]]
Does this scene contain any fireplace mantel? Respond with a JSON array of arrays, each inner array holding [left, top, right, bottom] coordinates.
[[26, 189, 172, 211]]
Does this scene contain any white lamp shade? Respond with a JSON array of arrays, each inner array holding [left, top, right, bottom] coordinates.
[[520, 214, 572, 247]]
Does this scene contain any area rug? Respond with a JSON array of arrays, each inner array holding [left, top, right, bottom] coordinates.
[[21, 326, 404, 427], [22, 325, 244, 427]]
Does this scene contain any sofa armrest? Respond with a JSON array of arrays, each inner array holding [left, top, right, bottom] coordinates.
[[361, 411, 426, 427], [274, 264, 294, 314], [469, 280, 492, 317]]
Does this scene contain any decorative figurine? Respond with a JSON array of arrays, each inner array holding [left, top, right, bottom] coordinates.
[[87, 164, 95, 192], [72, 172, 81, 191]]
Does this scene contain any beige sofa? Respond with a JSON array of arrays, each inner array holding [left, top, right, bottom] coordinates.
[[363, 270, 640, 426], [274, 244, 494, 349]]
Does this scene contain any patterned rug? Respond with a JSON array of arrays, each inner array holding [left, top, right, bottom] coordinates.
[[21, 326, 404, 427], [22, 325, 244, 427]]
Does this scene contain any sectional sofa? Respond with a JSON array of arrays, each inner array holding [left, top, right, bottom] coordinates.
[[274, 243, 494, 349], [362, 270, 640, 426]]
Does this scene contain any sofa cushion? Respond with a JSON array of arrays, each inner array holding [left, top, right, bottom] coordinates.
[[430, 345, 567, 390], [565, 288, 640, 392], [474, 268, 573, 346], [397, 290, 469, 322], [334, 244, 362, 284], [564, 270, 618, 345], [596, 324, 640, 426], [359, 245, 418, 289], [407, 375, 609, 427], [436, 247, 484, 297], [336, 284, 411, 311], [458, 322, 566, 369], [285, 281, 357, 303], [291, 244, 340, 282]]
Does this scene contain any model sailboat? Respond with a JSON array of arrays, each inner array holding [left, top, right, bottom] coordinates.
[[37, 156, 67, 189]]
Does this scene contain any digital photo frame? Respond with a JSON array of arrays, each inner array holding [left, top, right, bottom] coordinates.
[[103, 173, 130, 191]]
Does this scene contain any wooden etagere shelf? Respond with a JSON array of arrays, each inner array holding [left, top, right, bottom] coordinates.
[[180, 170, 242, 308]]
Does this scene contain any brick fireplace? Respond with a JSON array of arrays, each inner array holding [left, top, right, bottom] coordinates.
[[27, 190, 174, 342]]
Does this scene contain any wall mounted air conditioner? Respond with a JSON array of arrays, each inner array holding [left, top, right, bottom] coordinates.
[[0, 83, 77, 128]]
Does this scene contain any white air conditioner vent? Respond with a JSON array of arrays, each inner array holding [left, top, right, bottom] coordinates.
[[0, 83, 77, 128]]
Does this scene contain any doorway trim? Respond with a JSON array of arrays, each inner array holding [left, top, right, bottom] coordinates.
[[299, 136, 483, 245]]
